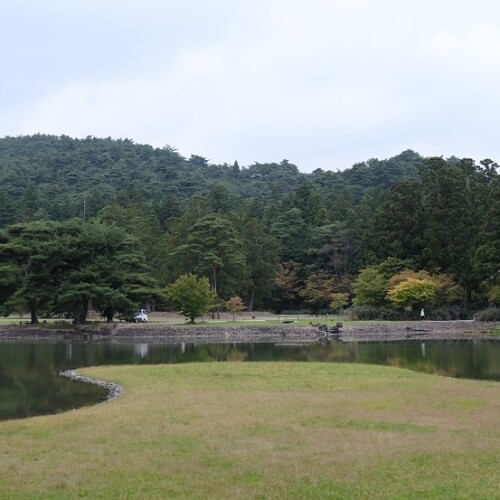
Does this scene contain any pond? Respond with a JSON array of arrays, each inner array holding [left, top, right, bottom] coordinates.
[[0, 340, 499, 421]]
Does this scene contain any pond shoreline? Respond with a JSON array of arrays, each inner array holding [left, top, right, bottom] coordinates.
[[59, 370, 124, 401], [0, 320, 498, 343]]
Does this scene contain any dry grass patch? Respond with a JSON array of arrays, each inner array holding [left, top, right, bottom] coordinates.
[[0, 362, 499, 498]]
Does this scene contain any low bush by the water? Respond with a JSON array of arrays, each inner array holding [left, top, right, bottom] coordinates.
[[346, 306, 389, 321], [474, 307, 500, 322], [346, 305, 469, 321], [346, 306, 411, 321], [429, 306, 470, 320]]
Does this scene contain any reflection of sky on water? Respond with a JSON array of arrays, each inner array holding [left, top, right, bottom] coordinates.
[[134, 343, 148, 358]]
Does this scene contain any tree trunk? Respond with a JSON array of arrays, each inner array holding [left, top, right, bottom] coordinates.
[[464, 286, 472, 310], [29, 300, 39, 324], [76, 296, 90, 324], [105, 308, 114, 322], [247, 287, 255, 312], [211, 266, 217, 319]]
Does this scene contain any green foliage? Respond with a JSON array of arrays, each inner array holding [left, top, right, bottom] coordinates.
[[428, 306, 467, 321], [488, 286, 500, 305], [170, 213, 247, 299], [387, 278, 437, 310], [271, 207, 307, 260], [346, 305, 405, 321], [418, 157, 492, 306], [432, 273, 464, 305], [239, 217, 280, 311], [0, 220, 159, 323], [0, 136, 498, 314], [474, 176, 500, 300], [352, 265, 465, 317], [300, 271, 336, 312], [473, 308, 500, 322], [0, 221, 62, 322], [55, 222, 160, 323], [351, 258, 412, 307], [165, 274, 215, 323], [367, 180, 425, 263], [274, 261, 302, 311], [329, 292, 349, 313], [351, 266, 388, 307]]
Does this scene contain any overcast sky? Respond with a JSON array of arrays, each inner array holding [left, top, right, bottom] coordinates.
[[1, 1, 499, 172]]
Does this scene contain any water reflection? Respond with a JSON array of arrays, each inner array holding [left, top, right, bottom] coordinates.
[[134, 343, 148, 358], [0, 340, 498, 421]]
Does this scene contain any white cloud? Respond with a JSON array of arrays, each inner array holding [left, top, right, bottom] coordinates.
[[3, 1, 500, 171], [426, 32, 459, 56]]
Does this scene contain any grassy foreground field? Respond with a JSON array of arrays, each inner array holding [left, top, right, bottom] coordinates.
[[1, 363, 499, 499]]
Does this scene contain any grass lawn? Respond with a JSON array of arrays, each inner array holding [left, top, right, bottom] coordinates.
[[1, 363, 499, 499]]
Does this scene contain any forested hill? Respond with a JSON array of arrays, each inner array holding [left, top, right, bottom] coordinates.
[[0, 134, 498, 316], [0, 134, 422, 224]]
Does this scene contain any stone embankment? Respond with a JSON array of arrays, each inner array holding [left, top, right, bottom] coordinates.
[[59, 370, 124, 401], [0, 320, 498, 343], [338, 320, 500, 342]]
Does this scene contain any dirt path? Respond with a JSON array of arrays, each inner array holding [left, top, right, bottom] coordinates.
[[0, 320, 498, 343]]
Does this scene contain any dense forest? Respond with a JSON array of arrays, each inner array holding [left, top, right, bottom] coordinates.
[[0, 134, 498, 322]]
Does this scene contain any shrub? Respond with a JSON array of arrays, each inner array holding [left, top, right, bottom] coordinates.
[[346, 305, 475, 321], [426, 306, 465, 321], [378, 308, 408, 321], [346, 306, 388, 321], [473, 308, 500, 322]]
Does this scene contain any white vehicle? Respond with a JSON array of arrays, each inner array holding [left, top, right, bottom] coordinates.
[[134, 309, 148, 323]]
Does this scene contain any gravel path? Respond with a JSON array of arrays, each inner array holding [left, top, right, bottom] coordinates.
[[0, 320, 498, 343], [339, 320, 500, 342]]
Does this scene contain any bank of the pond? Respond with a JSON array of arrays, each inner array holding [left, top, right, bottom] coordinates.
[[0, 320, 499, 343], [59, 370, 124, 401]]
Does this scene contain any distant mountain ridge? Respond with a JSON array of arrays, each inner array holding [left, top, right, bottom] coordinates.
[[0, 134, 423, 224]]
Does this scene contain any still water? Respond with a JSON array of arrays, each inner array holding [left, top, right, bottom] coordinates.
[[0, 340, 499, 421]]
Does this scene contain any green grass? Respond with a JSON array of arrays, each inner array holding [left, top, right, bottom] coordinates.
[[1, 314, 424, 328], [160, 318, 344, 328], [0, 316, 346, 328], [0, 362, 499, 498]]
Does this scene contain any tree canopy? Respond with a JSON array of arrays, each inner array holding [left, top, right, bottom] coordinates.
[[0, 220, 160, 323], [165, 274, 214, 323], [0, 135, 498, 318]]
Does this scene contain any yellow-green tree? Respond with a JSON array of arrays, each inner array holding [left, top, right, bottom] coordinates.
[[165, 274, 215, 323], [488, 286, 500, 305], [389, 269, 462, 306], [330, 292, 349, 313], [387, 278, 437, 311]]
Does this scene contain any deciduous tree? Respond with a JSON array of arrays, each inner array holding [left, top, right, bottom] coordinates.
[[387, 278, 437, 311], [225, 296, 246, 321], [165, 274, 214, 323]]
